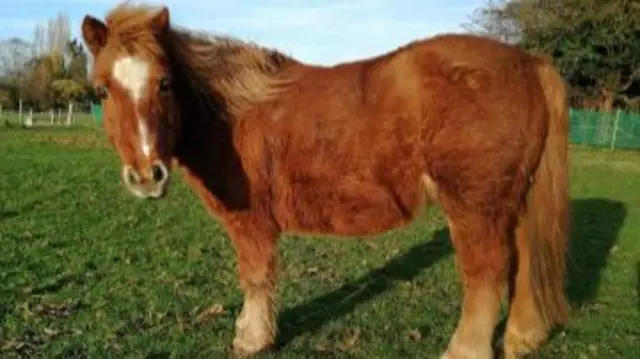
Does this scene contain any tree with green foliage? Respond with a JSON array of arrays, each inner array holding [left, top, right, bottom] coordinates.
[[50, 79, 86, 108], [0, 13, 91, 112], [464, 0, 640, 110]]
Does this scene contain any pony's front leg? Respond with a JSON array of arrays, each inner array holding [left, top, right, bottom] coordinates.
[[226, 217, 280, 358]]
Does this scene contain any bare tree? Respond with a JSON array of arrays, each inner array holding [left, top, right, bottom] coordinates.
[[0, 38, 33, 118], [45, 13, 71, 57], [463, 0, 523, 43], [0, 38, 32, 76], [462, 0, 575, 45], [33, 24, 46, 58]]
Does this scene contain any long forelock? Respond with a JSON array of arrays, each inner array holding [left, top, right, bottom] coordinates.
[[102, 3, 166, 62], [105, 2, 163, 36]]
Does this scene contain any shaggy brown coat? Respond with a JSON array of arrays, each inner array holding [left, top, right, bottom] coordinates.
[[81, 3, 570, 358]]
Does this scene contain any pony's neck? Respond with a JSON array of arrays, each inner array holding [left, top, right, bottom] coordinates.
[[166, 28, 292, 119], [166, 29, 293, 209]]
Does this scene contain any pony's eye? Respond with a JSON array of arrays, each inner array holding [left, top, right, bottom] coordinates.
[[95, 85, 108, 100], [158, 77, 171, 93]]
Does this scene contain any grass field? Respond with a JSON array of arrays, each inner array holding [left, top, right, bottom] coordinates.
[[1, 124, 639, 358]]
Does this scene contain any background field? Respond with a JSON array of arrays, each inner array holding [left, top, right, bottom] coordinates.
[[1, 123, 639, 358]]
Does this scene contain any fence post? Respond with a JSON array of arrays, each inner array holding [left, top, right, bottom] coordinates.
[[66, 102, 74, 126], [25, 108, 33, 127], [610, 109, 621, 150]]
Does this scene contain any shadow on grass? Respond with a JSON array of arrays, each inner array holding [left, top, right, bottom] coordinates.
[[0, 210, 18, 221], [491, 198, 627, 348], [277, 198, 626, 349], [567, 198, 627, 307], [636, 261, 639, 312], [277, 227, 453, 348]]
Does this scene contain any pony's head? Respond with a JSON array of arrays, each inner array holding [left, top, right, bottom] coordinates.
[[81, 5, 177, 199]]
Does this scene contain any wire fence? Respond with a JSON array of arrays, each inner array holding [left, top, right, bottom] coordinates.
[[569, 108, 640, 150], [90, 104, 640, 150], [6, 104, 640, 150], [90, 103, 103, 124]]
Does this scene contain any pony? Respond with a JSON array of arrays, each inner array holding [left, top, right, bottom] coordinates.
[[81, 3, 570, 358]]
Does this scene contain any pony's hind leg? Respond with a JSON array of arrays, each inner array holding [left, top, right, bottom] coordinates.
[[226, 217, 280, 358], [441, 214, 513, 359], [502, 225, 551, 358]]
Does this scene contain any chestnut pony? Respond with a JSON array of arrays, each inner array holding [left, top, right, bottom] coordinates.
[[81, 3, 570, 358]]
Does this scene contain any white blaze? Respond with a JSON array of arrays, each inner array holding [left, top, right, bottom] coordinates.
[[138, 120, 151, 157], [112, 56, 152, 157]]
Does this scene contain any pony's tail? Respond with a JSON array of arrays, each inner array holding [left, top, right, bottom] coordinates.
[[520, 55, 570, 328]]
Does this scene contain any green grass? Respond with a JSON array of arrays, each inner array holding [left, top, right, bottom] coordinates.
[[1, 126, 638, 358]]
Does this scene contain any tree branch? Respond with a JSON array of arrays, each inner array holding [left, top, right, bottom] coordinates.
[[619, 67, 640, 92]]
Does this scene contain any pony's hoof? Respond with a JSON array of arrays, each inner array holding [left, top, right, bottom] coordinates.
[[231, 345, 272, 358], [499, 328, 547, 359], [231, 335, 274, 358]]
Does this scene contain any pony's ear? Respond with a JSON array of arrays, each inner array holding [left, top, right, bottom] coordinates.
[[81, 15, 107, 56], [150, 6, 170, 33]]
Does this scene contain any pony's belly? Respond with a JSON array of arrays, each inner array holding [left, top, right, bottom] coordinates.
[[273, 178, 417, 237]]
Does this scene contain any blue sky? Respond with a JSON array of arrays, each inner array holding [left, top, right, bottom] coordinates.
[[0, 0, 484, 65]]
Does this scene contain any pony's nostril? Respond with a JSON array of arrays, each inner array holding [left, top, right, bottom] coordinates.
[[151, 162, 167, 183], [123, 165, 141, 186]]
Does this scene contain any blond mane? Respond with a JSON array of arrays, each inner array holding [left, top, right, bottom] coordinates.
[[103, 2, 295, 117]]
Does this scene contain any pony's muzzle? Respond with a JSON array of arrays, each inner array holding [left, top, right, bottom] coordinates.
[[122, 160, 170, 199]]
